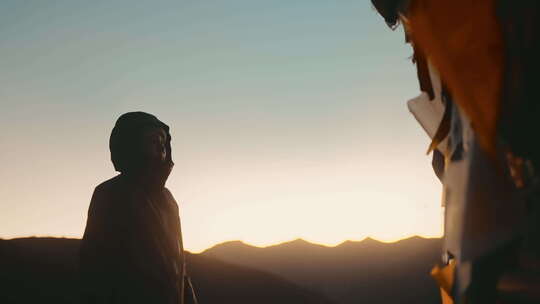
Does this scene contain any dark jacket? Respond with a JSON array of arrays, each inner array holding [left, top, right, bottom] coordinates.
[[79, 112, 196, 304]]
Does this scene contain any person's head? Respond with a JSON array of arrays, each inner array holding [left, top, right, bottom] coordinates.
[[109, 112, 173, 178]]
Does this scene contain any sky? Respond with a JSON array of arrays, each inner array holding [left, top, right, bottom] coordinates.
[[0, 0, 442, 252]]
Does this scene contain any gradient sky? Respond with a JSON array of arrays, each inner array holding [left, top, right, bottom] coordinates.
[[0, 0, 442, 252]]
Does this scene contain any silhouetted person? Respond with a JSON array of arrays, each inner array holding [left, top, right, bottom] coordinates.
[[80, 112, 197, 304]]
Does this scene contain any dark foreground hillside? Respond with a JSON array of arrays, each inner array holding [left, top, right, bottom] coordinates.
[[0, 238, 332, 304]]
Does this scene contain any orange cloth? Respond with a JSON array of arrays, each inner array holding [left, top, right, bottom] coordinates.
[[407, 0, 504, 157], [431, 262, 456, 304]]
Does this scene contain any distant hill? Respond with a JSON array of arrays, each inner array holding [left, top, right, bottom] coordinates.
[[202, 236, 443, 304], [0, 238, 332, 304]]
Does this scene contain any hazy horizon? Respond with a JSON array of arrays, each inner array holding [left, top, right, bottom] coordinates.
[[1, 1, 442, 252]]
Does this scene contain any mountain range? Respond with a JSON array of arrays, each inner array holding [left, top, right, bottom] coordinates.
[[0, 236, 442, 304], [202, 236, 442, 304]]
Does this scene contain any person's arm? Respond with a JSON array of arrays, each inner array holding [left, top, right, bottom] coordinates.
[[79, 186, 116, 303], [165, 189, 198, 304], [184, 274, 198, 304]]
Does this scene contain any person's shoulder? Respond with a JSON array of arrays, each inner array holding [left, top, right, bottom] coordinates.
[[88, 175, 128, 215], [162, 186, 174, 197], [163, 187, 179, 208], [93, 174, 125, 199], [95, 174, 122, 191]]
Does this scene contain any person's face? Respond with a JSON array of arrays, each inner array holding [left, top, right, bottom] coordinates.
[[140, 127, 167, 164]]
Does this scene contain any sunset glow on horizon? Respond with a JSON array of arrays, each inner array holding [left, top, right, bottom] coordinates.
[[0, 1, 442, 253]]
